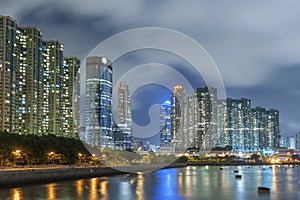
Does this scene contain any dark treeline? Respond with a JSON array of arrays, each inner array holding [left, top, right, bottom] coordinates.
[[0, 132, 96, 166]]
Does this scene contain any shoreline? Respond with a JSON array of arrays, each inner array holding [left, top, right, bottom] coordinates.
[[187, 161, 300, 166], [0, 163, 186, 189], [0, 162, 297, 189]]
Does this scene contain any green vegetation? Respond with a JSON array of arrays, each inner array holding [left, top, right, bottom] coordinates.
[[0, 132, 99, 166], [97, 149, 178, 166]]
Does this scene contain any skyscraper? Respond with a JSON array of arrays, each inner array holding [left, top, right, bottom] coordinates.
[[266, 109, 280, 148], [160, 100, 172, 146], [0, 16, 18, 133], [225, 97, 251, 151], [117, 81, 132, 137], [0, 16, 79, 137], [85, 56, 113, 148], [62, 57, 81, 138], [182, 93, 199, 149], [195, 86, 218, 150], [250, 106, 266, 150], [171, 85, 185, 149], [216, 99, 227, 147], [220, 98, 280, 151], [0, 16, 45, 135], [113, 81, 132, 150], [20, 27, 44, 135], [42, 41, 64, 136]]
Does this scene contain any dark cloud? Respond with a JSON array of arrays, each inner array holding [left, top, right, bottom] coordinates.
[[1, 0, 300, 136], [16, 2, 119, 58]]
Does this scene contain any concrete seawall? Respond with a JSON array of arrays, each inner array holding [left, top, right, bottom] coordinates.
[[0, 167, 123, 188], [0, 163, 187, 188]]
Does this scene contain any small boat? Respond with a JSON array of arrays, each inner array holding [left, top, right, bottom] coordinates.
[[235, 175, 242, 178], [234, 170, 239, 173], [219, 167, 224, 170], [258, 186, 270, 193]]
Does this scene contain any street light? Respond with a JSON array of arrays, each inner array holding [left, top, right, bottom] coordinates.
[[78, 153, 83, 165], [12, 150, 22, 166]]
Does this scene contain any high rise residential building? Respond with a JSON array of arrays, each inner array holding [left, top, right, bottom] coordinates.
[[195, 86, 218, 150], [0, 16, 18, 133], [216, 99, 227, 147], [249, 107, 280, 150], [250, 106, 266, 150], [225, 97, 251, 151], [0, 16, 45, 135], [0, 16, 79, 137], [266, 109, 280, 148], [160, 100, 172, 146], [219, 98, 280, 151], [181, 93, 199, 149], [171, 85, 185, 149], [85, 56, 113, 148], [173, 86, 219, 151], [168, 84, 280, 151], [42, 41, 64, 136], [20, 27, 44, 135], [63, 57, 80, 138]]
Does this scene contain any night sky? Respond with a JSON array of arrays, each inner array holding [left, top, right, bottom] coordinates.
[[1, 0, 300, 137]]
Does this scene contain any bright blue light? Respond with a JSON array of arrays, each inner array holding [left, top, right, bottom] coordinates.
[[163, 100, 171, 105]]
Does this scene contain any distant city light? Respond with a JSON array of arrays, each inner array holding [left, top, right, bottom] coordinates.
[[101, 57, 107, 64], [163, 100, 171, 105]]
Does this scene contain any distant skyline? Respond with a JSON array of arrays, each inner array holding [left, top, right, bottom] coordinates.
[[2, 1, 300, 136]]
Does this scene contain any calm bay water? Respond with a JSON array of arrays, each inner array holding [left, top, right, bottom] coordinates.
[[0, 165, 300, 200]]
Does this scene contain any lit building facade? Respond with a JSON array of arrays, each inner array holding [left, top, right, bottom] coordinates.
[[0, 16, 18, 133], [266, 109, 280, 148], [160, 100, 172, 146], [219, 98, 280, 151], [225, 97, 251, 151], [20, 27, 45, 135], [0, 16, 79, 137], [181, 93, 199, 149], [0, 16, 45, 135], [112, 123, 131, 150], [117, 81, 132, 137], [171, 85, 185, 149], [63, 57, 80, 138], [287, 136, 296, 149], [250, 106, 266, 150], [42, 41, 64, 136], [85, 56, 113, 148], [195, 86, 218, 150], [113, 81, 132, 150], [216, 99, 227, 147]]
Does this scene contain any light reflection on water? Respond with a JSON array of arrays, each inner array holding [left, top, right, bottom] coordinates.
[[46, 183, 57, 200], [1, 165, 300, 200]]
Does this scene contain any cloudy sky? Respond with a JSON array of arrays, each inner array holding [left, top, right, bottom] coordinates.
[[1, 0, 300, 137]]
